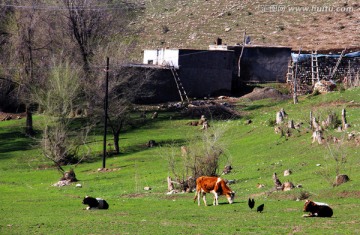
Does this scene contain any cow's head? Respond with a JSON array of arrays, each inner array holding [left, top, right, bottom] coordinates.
[[303, 200, 316, 212], [226, 191, 235, 204]]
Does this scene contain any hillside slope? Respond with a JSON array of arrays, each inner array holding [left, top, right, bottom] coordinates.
[[134, 0, 359, 55]]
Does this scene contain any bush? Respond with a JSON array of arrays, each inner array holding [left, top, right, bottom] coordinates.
[[165, 124, 230, 191]]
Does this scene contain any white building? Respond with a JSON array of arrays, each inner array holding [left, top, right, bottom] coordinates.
[[143, 49, 179, 68]]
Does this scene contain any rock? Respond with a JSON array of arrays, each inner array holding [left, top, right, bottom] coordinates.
[[334, 174, 350, 186], [284, 169, 292, 176], [225, 27, 231, 32], [76, 184, 82, 188], [144, 186, 152, 191], [282, 181, 295, 191], [313, 80, 337, 93], [222, 165, 232, 175], [245, 119, 252, 125]]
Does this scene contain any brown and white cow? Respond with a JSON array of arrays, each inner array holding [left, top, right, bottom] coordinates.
[[194, 176, 235, 206]]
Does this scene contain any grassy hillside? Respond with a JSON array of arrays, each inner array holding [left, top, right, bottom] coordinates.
[[133, 0, 359, 57], [1, 88, 360, 234]]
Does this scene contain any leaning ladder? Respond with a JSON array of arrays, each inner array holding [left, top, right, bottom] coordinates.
[[286, 60, 294, 83], [169, 63, 189, 103], [311, 50, 319, 85], [329, 48, 346, 80]]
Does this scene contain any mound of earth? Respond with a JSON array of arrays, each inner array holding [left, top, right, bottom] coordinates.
[[240, 87, 290, 101], [183, 103, 241, 120]]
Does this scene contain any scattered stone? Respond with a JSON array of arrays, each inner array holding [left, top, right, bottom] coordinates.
[[222, 165, 232, 175], [151, 112, 158, 119], [166, 190, 179, 195], [313, 80, 336, 93], [334, 174, 350, 186], [53, 180, 72, 187], [284, 169, 292, 176], [245, 119, 252, 125], [227, 179, 236, 185], [144, 186, 152, 191], [282, 181, 295, 191], [61, 169, 78, 182], [225, 27, 231, 32], [147, 140, 158, 148], [76, 184, 82, 188]]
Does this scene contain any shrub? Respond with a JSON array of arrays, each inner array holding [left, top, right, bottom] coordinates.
[[165, 124, 230, 191]]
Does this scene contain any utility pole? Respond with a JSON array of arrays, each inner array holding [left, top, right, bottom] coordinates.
[[102, 57, 109, 169], [293, 48, 301, 104]]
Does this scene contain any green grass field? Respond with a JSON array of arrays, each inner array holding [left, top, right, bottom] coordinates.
[[1, 88, 360, 234]]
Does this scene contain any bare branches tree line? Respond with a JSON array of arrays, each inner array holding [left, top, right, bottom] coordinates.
[[0, 0, 147, 168]]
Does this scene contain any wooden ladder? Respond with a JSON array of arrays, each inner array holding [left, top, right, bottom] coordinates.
[[311, 50, 319, 85], [169, 63, 189, 103], [286, 60, 294, 83], [329, 48, 346, 80]]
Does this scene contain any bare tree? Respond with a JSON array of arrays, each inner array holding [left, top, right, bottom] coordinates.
[[32, 59, 90, 171], [90, 65, 154, 154], [165, 124, 230, 191], [62, 0, 141, 76], [0, 1, 54, 135]]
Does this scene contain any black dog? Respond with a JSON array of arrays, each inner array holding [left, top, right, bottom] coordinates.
[[82, 196, 109, 210]]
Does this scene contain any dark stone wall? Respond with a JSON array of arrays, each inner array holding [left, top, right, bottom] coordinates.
[[230, 46, 291, 85], [296, 57, 360, 83], [133, 68, 181, 104], [178, 50, 234, 98]]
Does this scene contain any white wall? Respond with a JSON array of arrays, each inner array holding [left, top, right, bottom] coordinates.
[[143, 49, 179, 68]]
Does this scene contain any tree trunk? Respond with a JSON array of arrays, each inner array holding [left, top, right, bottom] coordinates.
[[167, 176, 174, 191], [25, 105, 35, 136], [288, 120, 295, 129], [276, 111, 283, 125], [113, 131, 120, 154], [312, 130, 323, 144]]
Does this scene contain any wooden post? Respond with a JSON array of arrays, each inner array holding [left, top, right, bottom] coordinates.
[[237, 31, 246, 77], [293, 48, 301, 104], [342, 109, 347, 129]]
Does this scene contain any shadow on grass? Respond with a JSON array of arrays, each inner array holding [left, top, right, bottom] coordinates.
[[0, 129, 35, 159], [82, 137, 188, 164], [242, 100, 282, 111]]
